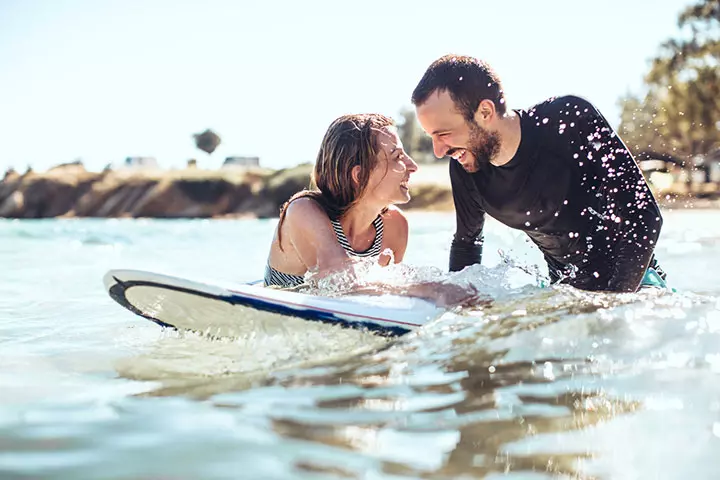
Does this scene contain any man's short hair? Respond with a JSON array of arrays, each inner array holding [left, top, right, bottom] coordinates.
[[411, 54, 506, 120]]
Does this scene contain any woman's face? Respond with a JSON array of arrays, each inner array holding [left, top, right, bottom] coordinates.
[[362, 127, 418, 206]]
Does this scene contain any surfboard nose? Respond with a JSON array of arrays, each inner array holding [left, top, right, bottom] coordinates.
[[103, 269, 141, 291], [103, 270, 120, 291]]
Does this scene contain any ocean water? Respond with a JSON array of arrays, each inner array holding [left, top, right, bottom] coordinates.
[[1, 210, 719, 479]]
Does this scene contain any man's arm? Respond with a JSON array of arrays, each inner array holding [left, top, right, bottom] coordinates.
[[448, 159, 486, 272], [565, 96, 663, 292]]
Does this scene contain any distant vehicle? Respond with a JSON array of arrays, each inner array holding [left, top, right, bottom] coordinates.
[[122, 157, 158, 169], [222, 156, 260, 168]]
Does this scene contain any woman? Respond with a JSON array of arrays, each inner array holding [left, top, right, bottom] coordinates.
[[264, 113, 416, 288]]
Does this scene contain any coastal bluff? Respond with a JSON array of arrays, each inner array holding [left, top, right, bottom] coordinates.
[[0, 163, 454, 219]]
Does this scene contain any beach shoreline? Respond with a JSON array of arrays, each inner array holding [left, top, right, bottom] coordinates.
[[0, 162, 716, 219]]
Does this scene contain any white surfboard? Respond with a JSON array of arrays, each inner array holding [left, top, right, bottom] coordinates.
[[103, 269, 446, 337]]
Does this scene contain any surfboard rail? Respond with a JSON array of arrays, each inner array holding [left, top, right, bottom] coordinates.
[[104, 269, 445, 337]]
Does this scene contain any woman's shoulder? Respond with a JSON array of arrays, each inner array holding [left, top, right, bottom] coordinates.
[[284, 196, 326, 218], [281, 196, 334, 234], [382, 204, 407, 218], [381, 205, 409, 232]]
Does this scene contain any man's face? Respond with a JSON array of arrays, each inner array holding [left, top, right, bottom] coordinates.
[[416, 90, 500, 173]]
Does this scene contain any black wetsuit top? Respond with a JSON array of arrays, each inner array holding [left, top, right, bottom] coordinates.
[[449, 95, 663, 292]]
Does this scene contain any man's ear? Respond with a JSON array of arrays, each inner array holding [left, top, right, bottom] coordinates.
[[351, 165, 361, 186], [474, 99, 496, 125]]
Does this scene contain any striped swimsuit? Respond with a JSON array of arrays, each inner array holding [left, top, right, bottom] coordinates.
[[264, 215, 385, 288]]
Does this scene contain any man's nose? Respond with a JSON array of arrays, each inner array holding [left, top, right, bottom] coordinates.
[[432, 138, 448, 159]]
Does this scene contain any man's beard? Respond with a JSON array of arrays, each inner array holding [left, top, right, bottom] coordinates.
[[465, 121, 500, 172]]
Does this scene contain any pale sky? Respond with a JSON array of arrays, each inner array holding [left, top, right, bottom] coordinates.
[[0, 0, 694, 173]]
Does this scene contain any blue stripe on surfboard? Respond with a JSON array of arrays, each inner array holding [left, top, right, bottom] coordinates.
[[225, 286, 422, 328], [108, 276, 411, 337]]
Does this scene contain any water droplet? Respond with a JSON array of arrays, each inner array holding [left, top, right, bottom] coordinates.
[[543, 362, 555, 380]]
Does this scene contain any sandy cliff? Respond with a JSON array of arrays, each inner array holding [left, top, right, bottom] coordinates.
[[0, 164, 306, 219], [0, 163, 455, 219]]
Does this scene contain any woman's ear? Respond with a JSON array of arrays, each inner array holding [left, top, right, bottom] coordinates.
[[351, 165, 361, 187]]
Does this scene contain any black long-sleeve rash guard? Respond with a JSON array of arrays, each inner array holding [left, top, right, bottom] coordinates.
[[449, 95, 663, 292]]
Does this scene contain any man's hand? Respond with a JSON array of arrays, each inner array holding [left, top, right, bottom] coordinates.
[[405, 281, 485, 309], [351, 281, 486, 309]]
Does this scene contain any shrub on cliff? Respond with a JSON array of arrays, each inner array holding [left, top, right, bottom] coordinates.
[[261, 163, 313, 215]]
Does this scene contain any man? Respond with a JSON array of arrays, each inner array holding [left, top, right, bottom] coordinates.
[[412, 54, 665, 292]]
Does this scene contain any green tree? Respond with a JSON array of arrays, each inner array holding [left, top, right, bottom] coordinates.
[[193, 129, 222, 155], [618, 0, 720, 159]]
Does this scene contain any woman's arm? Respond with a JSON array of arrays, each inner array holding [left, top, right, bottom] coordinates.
[[357, 205, 486, 308], [286, 200, 484, 308], [379, 205, 409, 265], [281, 198, 351, 273]]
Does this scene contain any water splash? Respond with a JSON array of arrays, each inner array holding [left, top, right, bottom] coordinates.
[[498, 249, 551, 288]]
